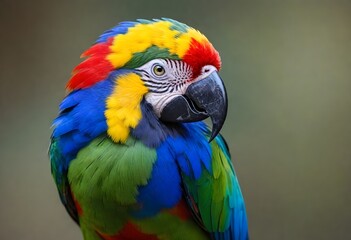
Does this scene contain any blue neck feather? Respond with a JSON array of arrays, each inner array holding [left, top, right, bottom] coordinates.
[[132, 100, 186, 148]]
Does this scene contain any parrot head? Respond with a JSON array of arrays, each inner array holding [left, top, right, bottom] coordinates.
[[66, 18, 227, 143]]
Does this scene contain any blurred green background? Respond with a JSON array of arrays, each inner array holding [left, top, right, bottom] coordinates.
[[1, 0, 350, 239]]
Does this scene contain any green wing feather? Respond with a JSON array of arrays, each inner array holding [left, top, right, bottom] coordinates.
[[182, 135, 248, 236]]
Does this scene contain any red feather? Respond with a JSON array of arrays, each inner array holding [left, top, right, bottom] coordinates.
[[98, 222, 158, 240], [167, 199, 191, 220], [183, 38, 221, 79]]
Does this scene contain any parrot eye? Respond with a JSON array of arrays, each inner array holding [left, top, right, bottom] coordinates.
[[152, 64, 166, 76]]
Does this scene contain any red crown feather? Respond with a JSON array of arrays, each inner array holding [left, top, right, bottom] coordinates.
[[183, 38, 221, 79]]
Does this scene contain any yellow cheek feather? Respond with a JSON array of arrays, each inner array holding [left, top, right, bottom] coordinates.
[[105, 73, 148, 143], [106, 21, 209, 69]]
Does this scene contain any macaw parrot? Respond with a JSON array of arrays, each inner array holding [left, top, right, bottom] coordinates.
[[50, 18, 249, 240]]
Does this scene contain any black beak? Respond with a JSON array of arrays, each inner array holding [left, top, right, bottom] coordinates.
[[160, 71, 228, 141]]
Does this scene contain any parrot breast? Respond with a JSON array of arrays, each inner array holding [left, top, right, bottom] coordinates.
[[66, 123, 212, 239]]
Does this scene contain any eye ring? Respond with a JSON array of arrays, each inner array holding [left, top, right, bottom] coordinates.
[[152, 64, 166, 76]]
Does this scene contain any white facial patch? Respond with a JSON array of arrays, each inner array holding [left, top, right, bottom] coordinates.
[[144, 93, 180, 117], [136, 59, 218, 117]]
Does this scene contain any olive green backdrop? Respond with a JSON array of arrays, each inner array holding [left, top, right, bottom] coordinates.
[[1, 0, 350, 239]]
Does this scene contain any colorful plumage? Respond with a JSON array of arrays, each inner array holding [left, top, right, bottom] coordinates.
[[50, 18, 249, 240]]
